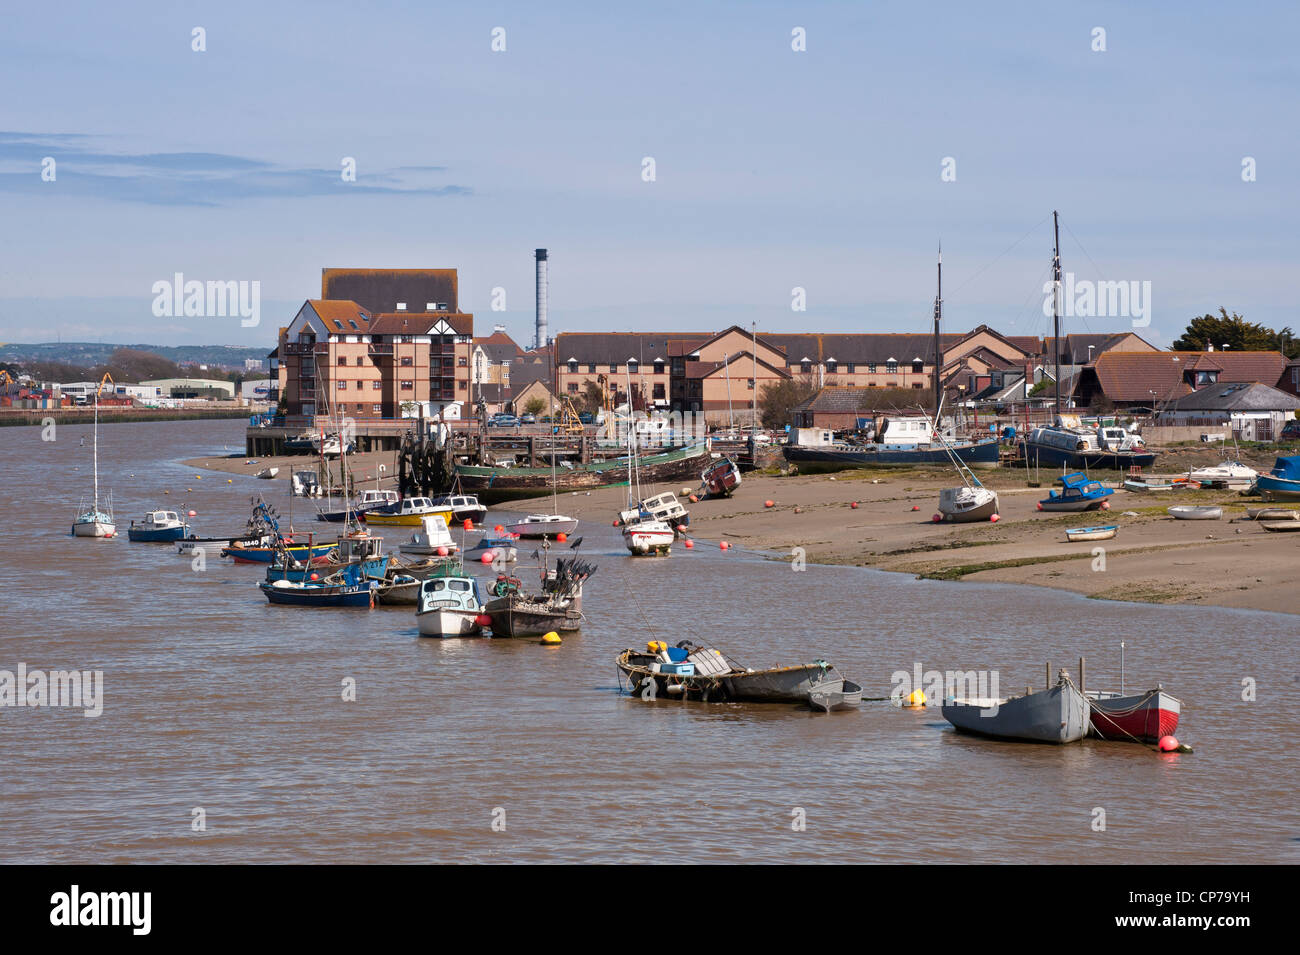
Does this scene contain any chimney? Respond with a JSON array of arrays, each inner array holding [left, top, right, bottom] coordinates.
[[534, 248, 548, 351]]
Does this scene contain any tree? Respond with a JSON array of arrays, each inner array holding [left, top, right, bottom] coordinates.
[[581, 380, 606, 414], [523, 396, 547, 417], [1172, 308, 1276, 352], [758, 375, 818, 428]]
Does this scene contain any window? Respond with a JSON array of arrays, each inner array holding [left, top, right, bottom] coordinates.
[[356, 381, 363, 390], [401, 356, 413, 366], [655, 361, 666, 374], [348, 320, 359, 331], [337, 356, 348, 366], [337, 381, 347, 389], [867, 363, 877, 373], [609, 364, 618, 373], [458, 357, 467, 367], [567, 383, 579, 393], [400, 380, 413, 390], [826, 360, 837, 373], [886, 360, 898, 374], [912, 382, 923, 389], [373, 404, 382, 414], [587, 363, 596, 373], [372, 380, 382, 390], [845, 363, 855, 374], [912, 359, 924, 374], [747, 378, 755, 390], [800, 360, 811, 374], [568, 359, 578, 373], [458, 381, 466, 391], [652, 383, 666, 400]]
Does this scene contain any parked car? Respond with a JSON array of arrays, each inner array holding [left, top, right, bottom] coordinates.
[[1280, 419, 1300, 442], [520, 413, 536, 424], [489, 414, 520, 428], [579, 412, 594, 425]]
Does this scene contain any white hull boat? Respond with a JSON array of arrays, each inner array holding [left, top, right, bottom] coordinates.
[[399, 515, 462, 556], [622, 519, 675, 556], [1168, 505, 1221, 521], [416, 607, 484, 637], [415, 570, 487, 637], [506, 514, 579, 538], [72, 513, 116, 538], [938, 485, 999, 523], [1065, 524, 1117, 542], [1188, 463, 1257, 489]]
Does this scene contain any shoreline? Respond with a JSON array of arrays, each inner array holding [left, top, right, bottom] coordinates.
[[183, 450, 1298, 617]]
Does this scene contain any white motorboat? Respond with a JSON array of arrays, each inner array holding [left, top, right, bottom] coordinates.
[[399, 515, 462, 556], [1188, 461, 1257, 489], [415, 570, 487, 637], [72, 392, 116, 538], [505, 514, 579, 538], [938, 484, 1000, 523], [622, 517, 675, 556]]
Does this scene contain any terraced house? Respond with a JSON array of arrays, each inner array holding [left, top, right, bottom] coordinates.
[[276, 268, 473, 422]]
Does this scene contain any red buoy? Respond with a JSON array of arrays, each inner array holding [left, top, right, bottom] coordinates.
[[1158, 735, 1180, 752], [932, 514, 942, 523], [462, 519, 473, 530], [689, 494, 698, 503], [1036, 502, 1044, 511], [436, 546, 448, 557], [990, 513, 1000, 522], [850, 501, 859, 509], [764, 500, 775, 508], [187, 509, 197, 517], [719, 541, 729, 550], [684, 539, 694, 549], [494, 524, 504, 534], [910, 505, 919, 511], [557, 532, 567, 542], [309, 573, 319, 581], [480, 552, 494, 564], [475, 614, 493, 628]]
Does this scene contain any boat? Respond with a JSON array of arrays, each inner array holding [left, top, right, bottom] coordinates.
[[415, 565, 489, 636], [1037, 472, 1114, 512], [505, 514, 579, 539], [225, 538, 336, 563], [311, 432, 354, 457], [71, 392, 116, 538], [281, 434, 317, 454], [372, 573, 422, 606], [1022, 420, 1157, 472], [316, 489, 400, 523], [809, 676, 863, 713], [1123, 478, 1175, 493], [266, 530, 388, 583], [618, 491, 689, 537], [1188, 461, 1257, 489], [430, 493, 488, 524], [254, 467, 279, 479], [258, 563, 375, 608], [464, 535, 518, 564], [398, 514, 462, 556], [1087, 687, 1181, 743], [1256, 454, 1300, 502], [700, 456, 742, 498], [622, 516, 675, 556], [482, 548, 593, 637], [451, 442, 711, 505], [617, 643, 840, 704], [362, 496, 454, 526], [1260, 520, 1300, 532], [126, 509, 190, 542], [1167, 505, 1221, 520], [783, 432, 1001, 472], [1245, 507, 1299, 521], [1065, 525, 1117, 542], [291, 470, 323, 497], [942, 669, 1090, 743], [936, 485, 1000, 522]]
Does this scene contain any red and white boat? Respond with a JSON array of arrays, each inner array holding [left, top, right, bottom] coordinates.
[[701, 456, 742, 498], [622, 518, 674, 556], [1086, 686, 1181, 742]]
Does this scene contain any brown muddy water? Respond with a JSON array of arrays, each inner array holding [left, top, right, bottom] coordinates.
[[1, 419, 1296, 863]]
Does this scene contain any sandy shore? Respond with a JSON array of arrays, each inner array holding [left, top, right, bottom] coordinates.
[[185, 449, 1298, 616]]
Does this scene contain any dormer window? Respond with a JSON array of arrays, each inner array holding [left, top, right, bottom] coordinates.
[[911, 358, 924, 373], [396, 303, 407, 311], [886, 358, 898, 374], [568, 359, 578, 373], [826, 359, 837, 373]]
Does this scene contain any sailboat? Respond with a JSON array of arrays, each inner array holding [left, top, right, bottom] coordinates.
[[71, 391, 116, 538], [504, 427, 579, 539], [932, 247, 1000, 524], [618, 392, 675, 556]]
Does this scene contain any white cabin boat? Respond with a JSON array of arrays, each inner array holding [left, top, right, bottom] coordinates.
[[505, 514, 579, 538], [415, 572, 487, 637], [399, 515, 462, 556]]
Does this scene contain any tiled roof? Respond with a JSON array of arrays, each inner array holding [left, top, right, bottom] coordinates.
[[792, 387, 871, 414], [306, 300, 372, 333], [682, 353, 790, 379], [1162, 381, 1300, 412], [1092, 350, 1286, 402], [321, 268, 459, 314], [368, 312, 473, 337]]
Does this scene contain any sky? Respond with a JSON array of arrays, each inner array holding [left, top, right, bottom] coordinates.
[[1, 1, 1296, 352]]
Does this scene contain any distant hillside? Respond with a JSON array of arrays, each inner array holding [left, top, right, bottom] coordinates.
[[0, 341, 270, 369]]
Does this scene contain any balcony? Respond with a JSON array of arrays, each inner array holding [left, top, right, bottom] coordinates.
[[284, 342, 323, 356]]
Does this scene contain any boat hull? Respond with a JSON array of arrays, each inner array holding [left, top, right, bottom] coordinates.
[[783, 439, 1000, 472], [506, 519, 579, 538], [483, 597, 581, 637], [1021, 442, 1157, 471], [225, 542, 336, 563], [363, 510, 453, 526], [617, 651, 829, 703], [1065, 525, 1117, 542], [809, 679, 863, 713], [939, 490, 1000, 523], [1168, 506, 1221, 520], [72, 520, 116, 538], [454, 443, 710, 504], [1087, 689, 1180, 742], [623, 526, 674, 555], [416, 608, 484, 637], [259, 582, 374, 607], [943, 682, 1089, 743], [1257, 475, 1300, 501], [126, 524, 188, 542]]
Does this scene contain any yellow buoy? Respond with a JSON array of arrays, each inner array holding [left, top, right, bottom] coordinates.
[[905, 689, 927, 708], [647, 640, 666, 653], [541, 631, 562, 645], [227, 479, 233, 483]]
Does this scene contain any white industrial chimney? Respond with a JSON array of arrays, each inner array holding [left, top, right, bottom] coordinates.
[[534, 248, 548, 350]]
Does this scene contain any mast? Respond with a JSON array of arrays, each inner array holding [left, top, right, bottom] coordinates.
[[1052, 210, 1062, 419], [751, 322, 758, 431], [724, 352, 733, 431], [933, 244, 942, 426], [92, 389, 100, 511]]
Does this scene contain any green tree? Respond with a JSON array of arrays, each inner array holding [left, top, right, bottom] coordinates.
[[523, 396, 547, 417], [759, 375, 818, 428], [1172, 308, 1276, 352], [581, 380, 606, 414]]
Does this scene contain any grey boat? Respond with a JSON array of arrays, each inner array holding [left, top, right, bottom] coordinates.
[[809, 677, 863, 713], [617, 645, 835, 704], [372, 573, 422, 606], [942, 670, 1089, 743]]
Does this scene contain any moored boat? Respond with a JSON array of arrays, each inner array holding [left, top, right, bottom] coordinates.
[[504, 513, 579, 538], [1087, 687, 1181, 742], [621, 516, 674, 556], [398, 515, 462, 557], [809, 677, 863, 713], [463, 535, 518, 563], [938, 484, 999, 523], [1037, 472, 1113, 512], [415, 566, 489, 636], [618, 491, 690, 537], [363, 496, 453, 526], [1245, 506, 1299, 521], [1256, 454, 1300, 502], [1123, 478, 1175, 493], [617, 643, 840, 704], [942, 670, 1089, 743], [1188, 461, 1256, 489], [1065, 524, 1117, 542], [430, 493, 488, 524], [1260, 520, 1300, 532], [127, 509, 190, 542], [71, 392, 115, 538], [1167, 505, 1221, 520], [700, 456, 742, 498], [258, 564, 375, 608]]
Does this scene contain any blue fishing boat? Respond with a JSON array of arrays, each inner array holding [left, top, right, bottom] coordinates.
[[225, 539, 335, 564], [258, 563, 375, 608], [126, 509, 191, 542], [1256, 454, 1300, 502], [265, 530, 388, 583], [1038, 472, 1113, 512]]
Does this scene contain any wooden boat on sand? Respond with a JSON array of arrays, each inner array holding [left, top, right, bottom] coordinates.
[[1260, 520, 1300, 533], [1167, 505, 1221, 521], [1065, 525, 1117, 542]]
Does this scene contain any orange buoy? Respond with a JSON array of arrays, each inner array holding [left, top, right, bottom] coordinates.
[[1157, 735, 1180, 752], [187, 510, 197, 517], [309, 573, 319, 581], [683, 539, 694, 549], [462, 519, 473, 530], [557, 532, 567, 542], [480, 552, 494, 563], [911, 505, 919, 511], [475, 613, 493, 628], [689, 494, 698, 503], [719, 541, 729, 550], [436, 546, 448, 557], [494, 524, 504, 534], [764, 500, 774, 508], [850, 501, 859, 509], [990, 513, 1000, 522], [1036, 502, 1043, 511]]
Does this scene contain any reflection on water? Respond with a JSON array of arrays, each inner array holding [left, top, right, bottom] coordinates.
[[0, 419, 1295, 862]]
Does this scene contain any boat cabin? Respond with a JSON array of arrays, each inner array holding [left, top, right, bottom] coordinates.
[[337, 531, 384, 562], [876, 416, 934, 447], [359, 489, 399, 507], [417, 575, 483, 613], [620, 491, 687, 527], [139, 510, 183, 527]]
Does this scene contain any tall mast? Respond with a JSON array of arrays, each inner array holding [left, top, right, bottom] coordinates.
[[751, 322, 759, 431], [1052, 210, 1062, 419], [92, 390, 100, 511], [933, 243, 942, 423]]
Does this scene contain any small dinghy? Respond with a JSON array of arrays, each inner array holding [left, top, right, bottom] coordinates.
[[1260, 520, 1300, 533], [1167, 505, 1221, 521], [373, 573, 422, 605], [1123, 478, 1174, 493], [943, 669, 1089, 744], [464, 535, 518, 563], [255, 467, 279, 479], [1245, 507, 1299, 521], [1065, 524, 1117, 542], [1088, 686, 1181, 742], [809, 677, 863, 713]]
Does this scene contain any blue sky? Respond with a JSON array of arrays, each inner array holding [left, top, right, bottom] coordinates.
[[1, 1, 1295, 351]]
